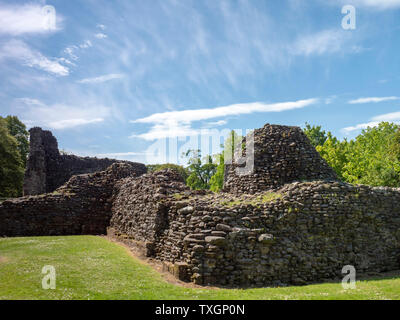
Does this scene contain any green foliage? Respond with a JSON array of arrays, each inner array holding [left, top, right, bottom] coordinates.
[[147, 163, 189, 181], [0, 118, 24, 197], [3, 116, 29, 166], [185, 150, 217, 190], [342, 122, 400, 187], [303, 123, 328, 148], [209, 153, 225, 192], [315, 122, 400, 187], [316, 132, 349, 181], [209, 130, 243, 192]]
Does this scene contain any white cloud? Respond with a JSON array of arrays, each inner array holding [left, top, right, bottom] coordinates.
[[97, 152, 149, 157], [95, 33, 108, 39], [342, 121, 380, 133], [49, 118, 104, 129], [64, 46, 79, 61], [342, 110, 400, 133], [338, 0, 400, 10], [64, 40, 93, 61], [325, 96, 337, 105], [292, 29, 355, 56], [0, 40, 69, 76], [372, 111, 400, 121], [77, 74, 125, 84], [205, 120, 228, 127], [131, 98, 318, 140], [348, 96, 399, 104], [96, 24, 106, 30], [0, 3, 62, 35], [16, 99, 111, 129], [79, 40, 92, 49], [15, 97, 45, 106]]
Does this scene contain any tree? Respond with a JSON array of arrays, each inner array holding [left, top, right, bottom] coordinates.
[[0, 118, 25, 197], [3, 116, 29, 166], [342, 122, 400, 187], [209, 153, 224, 192], [316, 132, 349, 181], [185, 150, 217, 190], [209, 130, 242, 192], [303, 123, 328, 148], [314, 122, 400, 187]]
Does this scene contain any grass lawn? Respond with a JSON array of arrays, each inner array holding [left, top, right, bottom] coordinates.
[[0, 235, 399, 300]]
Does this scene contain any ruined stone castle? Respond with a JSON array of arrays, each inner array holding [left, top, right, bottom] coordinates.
[[1, 124, 400, 287]]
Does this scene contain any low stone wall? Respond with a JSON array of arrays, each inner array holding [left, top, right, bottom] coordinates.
[[110, 169, 400, 287], [23, 127, 133, 196], [0, 163, 147, 237]]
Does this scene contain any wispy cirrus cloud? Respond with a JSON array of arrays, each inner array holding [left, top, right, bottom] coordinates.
[[342, 110, 400, 133], [15, 98, 111, 129], [64, 39, 93, 61], [372, 111, 400, 121], [0, 39, 69, 76], [77, 73, 124, 84], [337, 0, 400, 10], [348, 96, 400, 104], [292, 29, 360, 56], [0, 3, 62, 35], [342, 121, 381, 133], [131, 98, 318, 140], [95, 33, 107, 39]]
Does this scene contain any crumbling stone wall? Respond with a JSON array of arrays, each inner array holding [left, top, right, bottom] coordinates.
[[3, 123, 400, 288], [0, 162, 147, 237], [224, 124, 337, 194], [23, 127, 129, 196], [109, 124, 400, 287], [110, 170, 400, 287]]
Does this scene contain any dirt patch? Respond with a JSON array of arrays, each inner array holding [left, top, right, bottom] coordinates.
[[0, 256, 9, 264], [103, 236, 218, 290]]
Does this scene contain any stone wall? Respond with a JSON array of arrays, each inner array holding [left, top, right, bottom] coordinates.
[[23, 127, 129, 196], [3, 123, 400, 288], [0, 162, 147, 237], [224, 124, 337, 194], [110, 169, 400, 287]]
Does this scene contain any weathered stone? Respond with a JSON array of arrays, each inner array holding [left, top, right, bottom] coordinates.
[[216, 224, 232, 232], [205, 236, 227, 246], [258, 234, 275, 244], [178, 206, 195, 215], [23, 127, 145, 196]]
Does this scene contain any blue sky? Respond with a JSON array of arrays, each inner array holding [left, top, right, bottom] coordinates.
[[1, 0, 400, 164]]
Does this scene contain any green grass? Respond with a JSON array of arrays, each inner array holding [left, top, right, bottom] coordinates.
[[1, 236, 400, 300]]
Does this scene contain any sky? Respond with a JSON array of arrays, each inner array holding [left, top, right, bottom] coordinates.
[[0, 0, 400, 164]]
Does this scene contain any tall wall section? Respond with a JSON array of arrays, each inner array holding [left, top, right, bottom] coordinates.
[[23, 127, 129, 196]]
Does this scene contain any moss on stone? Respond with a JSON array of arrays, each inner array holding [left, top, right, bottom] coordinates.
[[219, 192, 282, 208]]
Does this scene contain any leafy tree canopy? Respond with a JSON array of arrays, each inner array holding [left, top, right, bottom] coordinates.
[[0, 118, 25, 198], [3, 116, 29, 166]]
